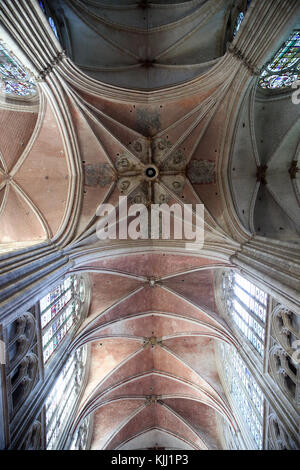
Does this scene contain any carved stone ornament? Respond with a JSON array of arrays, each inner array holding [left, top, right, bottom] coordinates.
[[84, 163, 114, 187], [187, 160, 216, 184]]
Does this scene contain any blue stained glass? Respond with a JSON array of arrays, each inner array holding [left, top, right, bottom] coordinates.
[[48, 17, 58, 38], [38, 1, 59, 40], [233, 1, 252, 39], [40, 276, 75, 364], [233, 12, 244, 38], [45, 346, 87, 450], [39, 1, 46, 13]]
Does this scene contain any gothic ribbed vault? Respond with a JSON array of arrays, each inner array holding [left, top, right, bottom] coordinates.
[[48, 0, 230, 89], [70, 253, 236, 450], [0, 0, 299, 452]]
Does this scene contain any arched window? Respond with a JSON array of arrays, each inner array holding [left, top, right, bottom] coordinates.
[[39, 0, 59, 39], [45, 346, 87, 450], [0, 42, 36, 97], [259, 30, 300, 90], [222, 271, 267, 357], [269, 306, 300, 408], [39, 275, 88, 365], [5, 312, 39, 419], [267, 411, 299, 450], [0, 274, 90, 449], [218, 342, 264, 449], [20, 420, 42, 450]]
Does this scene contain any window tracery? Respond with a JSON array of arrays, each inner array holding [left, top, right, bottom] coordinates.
[[267, 412, 299, 450], [218, 342, 264, 449], [69, 415, 91, 450], [45, 346, 87, 450], [5, 312, 40, 418], [269, 306, 300, 407], [0, 274, 90, 448], [259, 31, 300, 90], [39, 275, 87, 365], [0, 42, 36, 97], [20, 420, 42, 450], [222, 271, 267, 357], [221, 417, 242, 450]]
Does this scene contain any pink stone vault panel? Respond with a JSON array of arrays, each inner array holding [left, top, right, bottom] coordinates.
[[163, 336, 224, 397], [81, 338, 142, 405], [163, 269, 218, 312], [84, 253, 225, 278], [79, 282, 224, 345], [77, 87, 218, 137], [14, 101, 69, 237], [91, 399, 144, 450], [84, 272, 143, 323], [0, 187, 45, 242], [106, 403, 207, 450], [0, 108, 38, 171], [163, 398, 221, 449], [94, 313, 221, 340], [77, 252, 229, 449]]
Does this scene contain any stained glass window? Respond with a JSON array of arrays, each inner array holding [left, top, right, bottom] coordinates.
[[48, 17, 59, 38], [223, 271, 267, 357], [259, 31, 300, 90], [39, 275, 83, 364], [233, 1, 252, 38], [39, 0, 59, 39], [233, 12, 245, 38], [219, 342, 264, 449], [39, 1, 46, 13], [45, 346, 87, 450], [0, 42, 36, 97]]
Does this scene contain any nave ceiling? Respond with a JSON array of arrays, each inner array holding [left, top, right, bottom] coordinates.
[[70, 252, 236, 450], [0, 0, 299, 450]]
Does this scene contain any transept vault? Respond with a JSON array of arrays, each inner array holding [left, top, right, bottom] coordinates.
[[0, 0, 299, 451]]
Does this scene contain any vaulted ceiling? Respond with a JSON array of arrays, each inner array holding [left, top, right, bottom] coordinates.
[[63, 70, 240, 446], [0, 0, 299, 450], [230, 73, 300, 243], [48, 0, 230, 89], [65, 72, 239, 250], [71, 253, 236, 450], [0, 95, 72, 250]]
